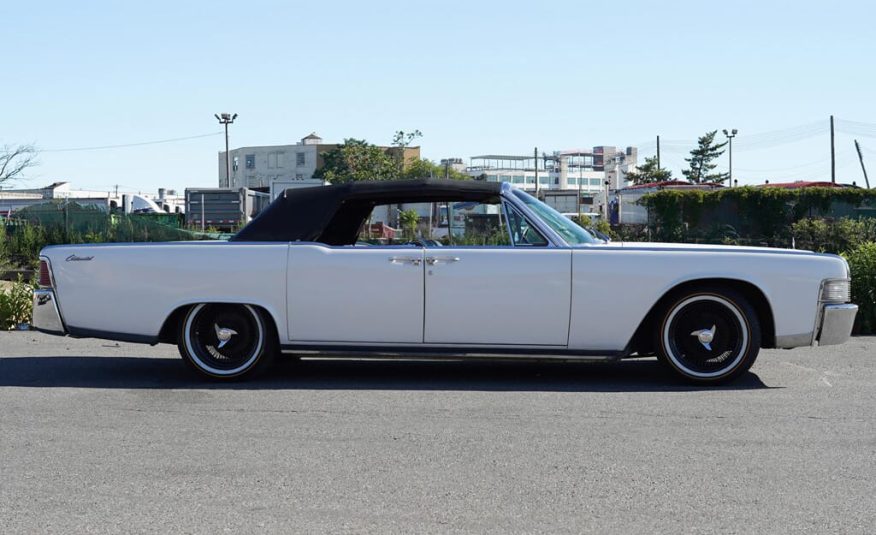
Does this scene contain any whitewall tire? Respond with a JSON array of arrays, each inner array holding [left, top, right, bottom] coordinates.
[[177, 303, 276, 380], [656, 288, 761, 385]]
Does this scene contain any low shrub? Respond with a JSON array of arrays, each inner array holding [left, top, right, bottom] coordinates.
[[844, 242, 876, 334], [792, 218, 876, 254], [0, 275, 35, 329]]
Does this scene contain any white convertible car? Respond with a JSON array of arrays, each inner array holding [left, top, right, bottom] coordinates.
[[33, 179, 858, 384]]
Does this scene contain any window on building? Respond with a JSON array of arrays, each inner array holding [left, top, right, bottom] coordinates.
[[568, 178, 577, 186], [245, 154, 256, 169], [525, 176, 536, 184], [539, 176, 550, 185], [590, 178, 602, 186], [486, 175, 499, 182], [232, 156, 239, 172], [512, 175, 525, 184], [266, 152, 285, 169], [296, 152, 306, 166]]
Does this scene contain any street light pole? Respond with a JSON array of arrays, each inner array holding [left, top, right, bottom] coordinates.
[[722, 128, 738, 185], [215, 113, 238, 187]]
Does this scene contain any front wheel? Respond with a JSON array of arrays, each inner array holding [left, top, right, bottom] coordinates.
[[656, 288, 761, 385], [177, 303, 276, 380]]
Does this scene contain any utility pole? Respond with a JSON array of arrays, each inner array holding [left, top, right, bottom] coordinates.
[[855, 140, 871, 189], [723, 129, 738, 185], [656, 135, 661, 170], [215, 113, 238, 187], [577, 154, 583, 218], [830, 115, 836, 184], [534, 147, 539, 197]]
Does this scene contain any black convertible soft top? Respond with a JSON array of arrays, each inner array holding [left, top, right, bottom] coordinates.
[[231, 179, 503, 245]]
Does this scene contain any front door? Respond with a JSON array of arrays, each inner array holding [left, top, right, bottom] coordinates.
[[286, 245, 424, 343], [423, 248, 572, 345]]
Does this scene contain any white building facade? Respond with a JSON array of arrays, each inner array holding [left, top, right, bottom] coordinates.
[[219, 133, 327, 190], [466, 146, 637, 192], [461, 146, 638, 215]]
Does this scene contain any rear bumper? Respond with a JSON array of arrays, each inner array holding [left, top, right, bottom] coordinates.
[[32, 289, 66, 336], [816, 303, 858, 346]]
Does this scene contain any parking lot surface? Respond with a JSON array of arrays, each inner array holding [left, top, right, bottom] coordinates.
[[1, 332, 875, 533]]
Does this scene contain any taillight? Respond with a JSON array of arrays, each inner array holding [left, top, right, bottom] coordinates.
[[39, 260, 53, 288]]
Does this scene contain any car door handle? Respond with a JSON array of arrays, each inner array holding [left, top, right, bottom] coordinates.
[[389, 256, 422, 266], [425, 256, 461, 265]]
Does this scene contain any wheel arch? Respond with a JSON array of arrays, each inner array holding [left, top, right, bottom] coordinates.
[[158, 301, 282, 345], [626, 277, 776, 355]]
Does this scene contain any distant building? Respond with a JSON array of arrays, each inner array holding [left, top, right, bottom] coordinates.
[[464, 146, 638, 215], [439, 158, 466, 174], [219, 132, 421, 191], [0, 182, 184, 217], [758, 181, 854, 189], [467, 146, 637, 191]]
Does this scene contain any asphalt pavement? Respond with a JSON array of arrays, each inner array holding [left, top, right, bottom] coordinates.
[[1, 332, 875, 533]]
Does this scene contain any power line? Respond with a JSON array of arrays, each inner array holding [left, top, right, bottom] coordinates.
[[42, 132, 223, 152], [835, 118, 876, 138]]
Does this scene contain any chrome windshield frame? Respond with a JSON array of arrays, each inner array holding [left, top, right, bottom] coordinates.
[[499, 182, 571, 248]]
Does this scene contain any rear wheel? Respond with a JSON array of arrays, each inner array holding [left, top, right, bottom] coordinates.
[[177, 303, 276, 380], [656, 288, 760, 385]]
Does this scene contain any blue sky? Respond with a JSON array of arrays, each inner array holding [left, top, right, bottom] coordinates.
[[3, 0, 875, 192]]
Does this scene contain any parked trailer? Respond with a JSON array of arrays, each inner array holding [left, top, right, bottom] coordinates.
[[185, 188, 269, 231]]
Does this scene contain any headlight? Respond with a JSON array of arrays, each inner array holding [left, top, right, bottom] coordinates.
[[821, 279, 851, 303]]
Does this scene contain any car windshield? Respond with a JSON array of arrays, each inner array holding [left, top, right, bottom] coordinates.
[[512, 189, 599, 245]]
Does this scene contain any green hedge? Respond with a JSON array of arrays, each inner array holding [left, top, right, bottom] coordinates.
[[641, 187, 876, 243]]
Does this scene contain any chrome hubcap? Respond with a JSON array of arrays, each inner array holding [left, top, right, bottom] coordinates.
[[214, 324, 238, 349], [690, 324, 716, 351]]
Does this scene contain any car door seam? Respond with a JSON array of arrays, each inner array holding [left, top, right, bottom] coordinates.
[[421, 247, 426, 343], [567, 250, 574, 347]]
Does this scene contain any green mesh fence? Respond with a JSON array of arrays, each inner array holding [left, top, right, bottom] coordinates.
[[1, 201, 226, 268]]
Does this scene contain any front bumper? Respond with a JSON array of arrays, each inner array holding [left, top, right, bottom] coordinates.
[[816, 303, 858, 346], [32, 289, 67, 336]]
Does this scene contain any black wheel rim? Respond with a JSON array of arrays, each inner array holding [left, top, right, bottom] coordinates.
[[666, 297, 746, 376], [189, 304, 261, 372]]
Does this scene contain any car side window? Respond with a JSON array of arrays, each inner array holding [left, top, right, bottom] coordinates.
[[355, 201, 512, 247], [504, 203, 548, 247]]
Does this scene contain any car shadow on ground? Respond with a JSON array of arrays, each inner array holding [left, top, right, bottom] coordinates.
[[0, 355, 773, 392]]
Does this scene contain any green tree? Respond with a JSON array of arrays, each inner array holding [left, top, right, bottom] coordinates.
[[391, 130, 423, 176], [624, 156, 673, 185], [313, 139, 397, 183], [682, 131, 729, 184], [398, 209, 420, 239], [403, 158, 470, 181]]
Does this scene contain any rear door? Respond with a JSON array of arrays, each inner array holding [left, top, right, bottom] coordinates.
[[286, 245, 424, 343]]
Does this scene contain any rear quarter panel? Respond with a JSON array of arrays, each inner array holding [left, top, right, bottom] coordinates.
[[569, 247, 848, 351], [44, 242, 289, 341]]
